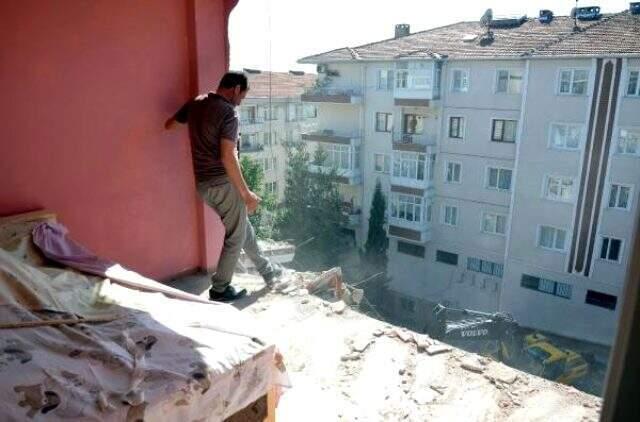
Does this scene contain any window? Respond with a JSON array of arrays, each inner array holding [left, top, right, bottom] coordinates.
[[428, 154, 436, 181], [496, 70, 523, 94], [585, 290, 617, 310], [467, 257, 504, 278], [626, 69, 639, 96], [538, 225, 567, 251], [320, 144, 356, 171], [396, 69, 408, 89], [375, 112, 393, 132], [398, 241, 425, 258], [402, 114, 424, 134], [436, 250, 458, 266], [445, 161, 461, 184], [617, 129, 640, 156], [608, 184, 632, 210], [303, 104, 317, 119], [240, 106, 257, 123], [451, 69, 469, 92], [600, 237, 623, 262], [265, 181, 278, 195], [393, 152, 426, 181], [491, 119, 518, 143], [373, 153, 390, 174], [426, 204, 432, 222], [544, 175, 574, 202], [487, 167, 512, 191], [521, 274, 572, 299], [399, 297, 416, 313], [262, 132, 272, 146], [263, 156, 275, 172], [482, 213, 507, 236], [549, 123, 582, 150], [377, 69, 394, 90], [449, 116, 465, 139], [390, 194, 423, 223], [442, 204, 458, 226], [559, 69, 589, 95]]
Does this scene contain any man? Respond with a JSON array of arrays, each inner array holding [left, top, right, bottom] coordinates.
[[166, 72, 281, 301]]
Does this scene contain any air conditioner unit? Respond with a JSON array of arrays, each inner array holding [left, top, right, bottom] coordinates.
[[317, 64, 328, 74]]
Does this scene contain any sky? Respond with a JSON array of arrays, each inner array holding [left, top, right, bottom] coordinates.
[[229, 0, 628, 73]]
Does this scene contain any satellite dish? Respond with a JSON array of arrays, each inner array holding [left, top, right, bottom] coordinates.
[[480, 8, 493, 28]]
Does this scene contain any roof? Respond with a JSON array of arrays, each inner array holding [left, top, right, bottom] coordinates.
[[242, 71, 316, 99], [298, 11, 640, 63], [169, 271, 602, 421]]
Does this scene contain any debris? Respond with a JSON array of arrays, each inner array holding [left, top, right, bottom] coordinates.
[[398, 368, 406, 376], [331, 301, 347, 314], [351, 288, 364, 305], [461, 358, 485, 374], [282, 285, 298, 295], [429, 385, 446, 395], [390, 329, 413, 343], [426, 345, 452, 356], [413, 334, 432, 351], [351, 336, 372, 353], [340, 352, 360, 362], [372, 328, 384, 337], [298, 289, 309, 296], [412, 389, 437, 405], [306, 267, 343, 298]]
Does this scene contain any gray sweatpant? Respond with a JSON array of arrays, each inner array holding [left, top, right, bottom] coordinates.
[[197, 180, 272, 292]]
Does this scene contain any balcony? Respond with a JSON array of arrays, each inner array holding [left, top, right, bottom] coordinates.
[[301, 87, 362, 104], [239, 142, 264, 153], [392, 130, 435, 152], [389, 151, 435, 190], [301, 130, 361, 146], [239, 117, 265, 131], [341, 202, 362, 227], [393, 62, 442, 105], [387, 187, 432, 243]]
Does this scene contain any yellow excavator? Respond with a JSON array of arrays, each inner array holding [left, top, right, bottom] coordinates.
[[425, 304, 589, 386]]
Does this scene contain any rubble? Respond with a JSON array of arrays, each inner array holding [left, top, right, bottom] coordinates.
[[331, 301, 347, 314], [461, 358, 486, 374], [425, 345, 452, 356]]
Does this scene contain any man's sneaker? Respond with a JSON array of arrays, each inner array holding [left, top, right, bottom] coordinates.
[[261, 264, 284, 286], [209, 285, 247, 302]]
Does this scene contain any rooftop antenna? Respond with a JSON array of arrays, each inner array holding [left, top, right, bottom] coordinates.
[[573, 0, 580, 31]]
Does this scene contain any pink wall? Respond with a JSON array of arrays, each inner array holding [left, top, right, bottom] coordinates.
[[0, 1, 236, 279]]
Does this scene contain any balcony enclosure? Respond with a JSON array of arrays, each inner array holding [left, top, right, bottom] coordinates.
[[308, 143, 362, 184], [388, 189, 433, 243], [391, 150, 436, 190], [394, 61, 442, 104]]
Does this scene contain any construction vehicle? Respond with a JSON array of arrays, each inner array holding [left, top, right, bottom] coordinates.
[[426, 304, 589, 386]]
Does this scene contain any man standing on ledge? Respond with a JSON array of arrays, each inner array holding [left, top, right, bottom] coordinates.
[[166, 72, 281, 301]]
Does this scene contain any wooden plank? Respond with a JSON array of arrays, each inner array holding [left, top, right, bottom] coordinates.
[[0, 210, 57, 226], [0, 314, 118, 329], [264, 387, 277, 422]]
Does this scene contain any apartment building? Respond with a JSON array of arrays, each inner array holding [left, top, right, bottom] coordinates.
[[238, 70, 317, 202], [298, 6, 640, 345]]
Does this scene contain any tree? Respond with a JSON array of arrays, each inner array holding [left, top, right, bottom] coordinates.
[[277, 142, 350, 270], [361, 179, 390, 312], [240, 155, 276, 238]]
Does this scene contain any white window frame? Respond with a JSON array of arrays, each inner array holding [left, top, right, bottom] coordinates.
[[608, 183, 634, 211], [491, 118, 518, 143], [626, 68, 640, 97], [323, 144, 355, 171], [396, 69, 409, 89], [542, 175, 575, 203], [616, 127, 640, 157], [444, 161, 462, 184], [448, 115, 465, 139], [485, 166, 513, 191], [599, 236, 624, 263], [481, 212, 507, 236], [441, 204, 459, 227], [558, 68, 589, 95], [390, 193, 424, 224], [548, 122, 583, 151], [392, 152, 427, 181], [373, 153, 391, 174], [495, 69, 523, 94], [377, 69, 394, 90], [450, 68, 469, 93], [375, 112, 393, 132], [537, 225, 568, 252]]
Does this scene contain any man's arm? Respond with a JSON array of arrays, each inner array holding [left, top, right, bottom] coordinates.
[[165, 101, 190, 130], [220, 139, 261, 213]]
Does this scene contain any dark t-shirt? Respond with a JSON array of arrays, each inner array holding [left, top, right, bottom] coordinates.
[[174, 93, 238, 183]]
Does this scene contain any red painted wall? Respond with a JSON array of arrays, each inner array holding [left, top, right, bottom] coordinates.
[[0, 1, 234, 279]]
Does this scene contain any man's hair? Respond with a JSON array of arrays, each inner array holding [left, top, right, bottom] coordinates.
[[218, 72, 248, 91]]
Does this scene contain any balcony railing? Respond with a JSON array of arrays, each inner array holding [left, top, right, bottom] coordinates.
[[302, 130, 362, 145], [240, 142, 264, 153], [240, 117, 265, 125], [392, 131, 435, 152], [301, 87, 362, 104]]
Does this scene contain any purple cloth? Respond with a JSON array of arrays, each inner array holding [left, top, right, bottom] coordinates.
[[31, 222, 217, 305], [32, 222, 116, 276]]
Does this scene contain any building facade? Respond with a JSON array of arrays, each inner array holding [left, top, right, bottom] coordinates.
[[238, 70, 317, 202], [299, 8, 640, 345]]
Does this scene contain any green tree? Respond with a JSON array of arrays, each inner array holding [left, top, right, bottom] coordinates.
[[240, 155, 276, 238], [277, 142, 349, 269]]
